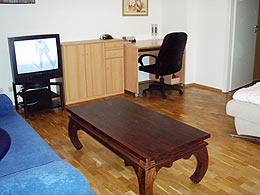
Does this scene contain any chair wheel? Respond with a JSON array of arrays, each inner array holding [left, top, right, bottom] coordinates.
[[179, 91, 184, 96]]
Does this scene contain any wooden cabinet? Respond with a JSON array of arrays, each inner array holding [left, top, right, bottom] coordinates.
[[61, 44, 86, 102], [105, 41, 124, 94], [85, 43, 106, 97], [62, 39, 124, 105]]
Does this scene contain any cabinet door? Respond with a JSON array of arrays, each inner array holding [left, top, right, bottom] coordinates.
[[85, 43, 106, 97], [106, 57, 124, 94], [62, 45, 87, 103]]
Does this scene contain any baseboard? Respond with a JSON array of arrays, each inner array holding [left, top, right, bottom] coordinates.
[[139, 81, 222, 93], [185, 83, 222, 93], [139, 80, 154, 85]]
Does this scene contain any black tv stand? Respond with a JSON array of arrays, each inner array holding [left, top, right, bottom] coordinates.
[[24, 80, 50, 89], [13, 80, 65, 119]]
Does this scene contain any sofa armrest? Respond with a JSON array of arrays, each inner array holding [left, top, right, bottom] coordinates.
[[226, 99, 260, 123]]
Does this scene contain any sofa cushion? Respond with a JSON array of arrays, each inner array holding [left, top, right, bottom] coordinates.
[[0, 111, 60, 177], [233, 82, 260, 105], [0, 94, 13, 116], [0, 161, 96, 195], [0, 128, 11, 161]]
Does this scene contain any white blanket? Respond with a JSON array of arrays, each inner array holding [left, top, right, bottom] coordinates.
[[233, 82, 260, 105]]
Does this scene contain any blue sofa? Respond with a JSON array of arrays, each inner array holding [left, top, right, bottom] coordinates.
[[0, 94, 95, 195]]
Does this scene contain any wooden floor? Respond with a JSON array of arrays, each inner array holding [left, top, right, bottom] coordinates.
[[23, 84, 260, 195]]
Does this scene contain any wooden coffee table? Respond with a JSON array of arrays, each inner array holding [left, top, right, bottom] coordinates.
[[67, 97, 210, 195]]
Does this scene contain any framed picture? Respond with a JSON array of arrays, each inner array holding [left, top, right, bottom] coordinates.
[[122, 0, 148, 16], [0, 0, 35, 3]]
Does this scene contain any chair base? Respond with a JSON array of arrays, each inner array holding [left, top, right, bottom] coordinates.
[[143, 82, 183, 99]]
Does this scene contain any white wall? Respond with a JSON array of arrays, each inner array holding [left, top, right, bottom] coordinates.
[[161, 0, 195, 84], [194, 0, 230, 89], [1, 0, 233, 101], [162, 0, 231, 89], [0, 0, 162, 100]]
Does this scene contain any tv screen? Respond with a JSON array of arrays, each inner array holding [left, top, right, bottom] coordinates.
[[8, 34, 63, 84]]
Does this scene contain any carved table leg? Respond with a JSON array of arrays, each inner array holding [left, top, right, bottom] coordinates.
[[132, 165, 158, 195], [68, 118, 83, 150], [190, 146, 208, 183]]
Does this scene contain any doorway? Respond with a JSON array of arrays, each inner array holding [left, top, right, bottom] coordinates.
[[253, 2, 260, 81], [228, 0, 259, 91]]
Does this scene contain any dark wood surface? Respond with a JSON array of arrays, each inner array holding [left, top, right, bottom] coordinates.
[[67, 97, 210, 195], [67, 97, 209, 160]]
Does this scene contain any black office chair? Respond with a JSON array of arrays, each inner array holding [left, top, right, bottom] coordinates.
[[138, 32, 187, 99]]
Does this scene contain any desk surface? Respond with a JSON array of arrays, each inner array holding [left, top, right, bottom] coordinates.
[[125, 39, 163, 51]]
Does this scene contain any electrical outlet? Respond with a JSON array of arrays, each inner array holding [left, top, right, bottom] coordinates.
[[0, 88, 3, 94]]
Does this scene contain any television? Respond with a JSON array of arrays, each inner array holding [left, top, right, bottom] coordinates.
[[8, 34, 63, 85]]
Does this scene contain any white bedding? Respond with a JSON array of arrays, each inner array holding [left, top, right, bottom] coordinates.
[[233, 82, 260, 105]]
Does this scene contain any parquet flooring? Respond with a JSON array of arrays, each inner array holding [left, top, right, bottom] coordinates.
[[23, 84, 260, 195]]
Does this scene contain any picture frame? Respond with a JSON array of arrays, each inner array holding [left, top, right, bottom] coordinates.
[[0, 0, 35, 4], [122, 0, 148, 16]]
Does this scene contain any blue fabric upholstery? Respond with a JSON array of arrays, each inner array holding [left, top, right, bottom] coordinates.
[[0, 161, 95, 195], [0, 110, 60, 177], [0, 94, 13, 116], [0, 94, 95, 194]]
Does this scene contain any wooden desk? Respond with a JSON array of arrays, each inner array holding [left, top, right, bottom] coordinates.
[[124, 40, 185, 96]]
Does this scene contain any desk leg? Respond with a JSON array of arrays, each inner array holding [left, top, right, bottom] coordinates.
[[190, 146, 209, 183], [124, 45, 139, 95], [68, 118, 83, 150]]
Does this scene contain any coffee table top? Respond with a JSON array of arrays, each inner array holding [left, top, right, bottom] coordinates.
[[67, 98, 210, 162]]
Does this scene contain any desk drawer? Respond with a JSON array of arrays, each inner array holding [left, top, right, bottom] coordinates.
[[106, 49, 123, 59], [105, 41, 123, 49]]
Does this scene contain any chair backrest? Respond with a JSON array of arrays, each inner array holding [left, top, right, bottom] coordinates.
[[158, 32, 187, 76]]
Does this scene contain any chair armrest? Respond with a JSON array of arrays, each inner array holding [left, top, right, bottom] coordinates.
[[138, 54, 158, 66]]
